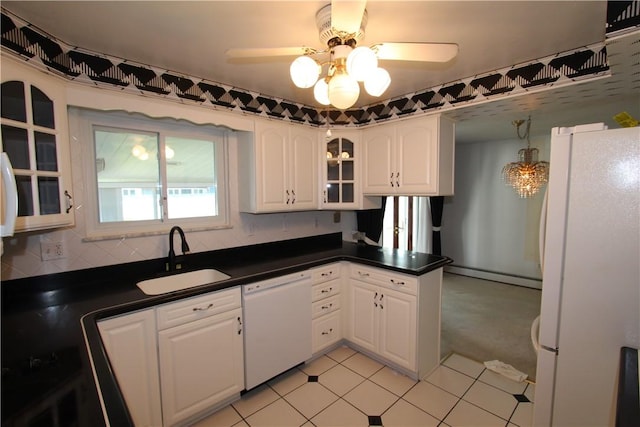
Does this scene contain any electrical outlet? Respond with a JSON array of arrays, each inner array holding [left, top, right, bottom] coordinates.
[[41, 241, 66, 261]]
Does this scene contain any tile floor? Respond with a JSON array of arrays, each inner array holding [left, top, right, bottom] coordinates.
[[192, 346, 535, 427]]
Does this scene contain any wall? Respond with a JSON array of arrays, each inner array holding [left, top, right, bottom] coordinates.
[[441, 134, 549, 288], [0, 117, 356, 281]]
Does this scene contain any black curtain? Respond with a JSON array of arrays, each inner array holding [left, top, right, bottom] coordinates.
[[356, 197, 387, 244], [429, 196, 444, 255]]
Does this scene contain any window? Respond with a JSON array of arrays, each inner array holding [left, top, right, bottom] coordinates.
[[382, 196, 431, 253], [71, 108, 229, 239]]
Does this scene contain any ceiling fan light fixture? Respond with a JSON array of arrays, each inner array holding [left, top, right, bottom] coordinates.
[[364, 67, 391, 96], [328, 71, 359, 110], [290, 55, 320, 88], [314, 78, 331, 105], [346, 46, 378, 82]]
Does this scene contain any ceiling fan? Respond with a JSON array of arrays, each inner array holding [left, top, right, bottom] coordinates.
[[225, 0, 458, 110]]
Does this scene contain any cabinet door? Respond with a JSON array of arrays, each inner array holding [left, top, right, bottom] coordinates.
[[98, 309, 162, 427], [378, 288, 417, 371], [347, 280, 378, 353], [289, 126, 318, 210], [1, 57, 74, 232], [395, 118, 438, 194], [312, 310, 342, 354], [159, 308, 244, 426], [362, 125, 395, 194], [254, 122, 288, 211]]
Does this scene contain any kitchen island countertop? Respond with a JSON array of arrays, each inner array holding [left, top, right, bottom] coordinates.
[[1, 233, 451, 427]]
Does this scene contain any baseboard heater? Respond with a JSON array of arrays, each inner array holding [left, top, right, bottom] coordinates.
[[445, 265, 542, 290]]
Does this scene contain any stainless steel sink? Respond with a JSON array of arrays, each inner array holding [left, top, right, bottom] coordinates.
[[136, 269, 231, 295]]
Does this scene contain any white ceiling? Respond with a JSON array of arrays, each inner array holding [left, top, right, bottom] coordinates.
[[2, 1, 639, 143]]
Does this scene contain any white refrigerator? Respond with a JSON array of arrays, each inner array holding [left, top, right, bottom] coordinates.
[[534, 123, 640, 426]]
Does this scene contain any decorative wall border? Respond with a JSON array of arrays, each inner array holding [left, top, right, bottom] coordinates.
[[0, 8, 617, 128]]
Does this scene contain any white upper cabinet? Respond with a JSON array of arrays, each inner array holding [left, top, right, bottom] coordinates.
[[238, 120, 318, 213], [1, 55, 74, 232], [362, 114, 455, 196], [320, 130, 380, 211]]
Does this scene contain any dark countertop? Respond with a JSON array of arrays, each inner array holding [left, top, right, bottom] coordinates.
[[1, 233, 451, 427]]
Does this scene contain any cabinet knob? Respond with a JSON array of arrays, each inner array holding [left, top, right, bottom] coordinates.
[[322, 328, 333, 335], [390, 279, 406, 286], [64, 190, 73, 213], [291, 189, 296, 204]]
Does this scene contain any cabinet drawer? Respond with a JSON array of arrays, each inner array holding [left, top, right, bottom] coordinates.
[[156, 287, 241, 330], [312, 311, 341, 354], [312, 294, 340, 318], [312, 280, 341, 301], [350, 265, 417, 295], [311, 263, 341, 285]]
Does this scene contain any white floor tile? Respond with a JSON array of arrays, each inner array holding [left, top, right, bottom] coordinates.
[[325, 345, 357, 362], [442, 353, 485, 378], [524, 382, 535, 402], [283, 381, 338, 419], [341, 352, 384, 377], [343, 379, 398, 415], [191, 405, 242, 427], [300, 355, 337, 376], [510, 402, 534, 427], [402, 380, 459, 420], [244, 398, 306, 427], [369, 366, 417, 396], [231, 385, 280, 418], [424, 365, 475, 397], [463, 380, 518, 420], [444, 400, 509, 427], [311, 398, 369, 427], [268, 368, 308, 396], [381, 399, 441, 427], [478, 369, 528, 394], [318, 363, 365, 396]]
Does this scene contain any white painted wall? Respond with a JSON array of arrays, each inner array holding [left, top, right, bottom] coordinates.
[[441, 134, 549, 287], [0, 129, 356, 281]]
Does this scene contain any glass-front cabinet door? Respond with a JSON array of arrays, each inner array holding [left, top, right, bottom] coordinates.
[[325, 136, 355, 205], [0, 56, 74, 232]]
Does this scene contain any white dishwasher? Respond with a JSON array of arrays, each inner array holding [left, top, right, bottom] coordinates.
[[242, 271, 312, 390]]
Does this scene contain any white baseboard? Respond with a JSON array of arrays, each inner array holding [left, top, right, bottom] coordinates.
[[445, 265, 542, 290]]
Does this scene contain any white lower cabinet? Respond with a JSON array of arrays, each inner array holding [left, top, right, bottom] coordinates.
[[158, 307, 244, 426], [98, 309, 162, 427], [347, 265, 441, 378]]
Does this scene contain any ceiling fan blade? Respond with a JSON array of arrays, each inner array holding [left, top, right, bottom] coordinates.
[[375, 42, 459, 62], [331, 0, 367, 34], [225, 47, 317, 58]]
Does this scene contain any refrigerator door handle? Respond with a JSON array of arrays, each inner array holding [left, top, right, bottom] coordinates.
[[539, 187, 548, 272], [1, 152, 18, 237]]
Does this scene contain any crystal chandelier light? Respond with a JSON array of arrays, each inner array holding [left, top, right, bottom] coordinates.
[[502, 116, 549, 198]]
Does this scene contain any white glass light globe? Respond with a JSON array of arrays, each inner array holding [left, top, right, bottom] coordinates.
[[364, 67, 391, 97], [328, 73, 360, 110], [290, 56, 320, 88], [313, 79, 330, 105], [346, 47, 378, 82]]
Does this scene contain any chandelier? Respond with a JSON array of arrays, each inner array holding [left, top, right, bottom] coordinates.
[[290, 35, 390, 110], [501, 116, 549, 198]]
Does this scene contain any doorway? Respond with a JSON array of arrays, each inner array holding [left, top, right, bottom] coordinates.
[[381, 196, 431, 252]]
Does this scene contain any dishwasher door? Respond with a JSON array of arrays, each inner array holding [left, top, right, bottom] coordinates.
[[242, 272, 312, 390]]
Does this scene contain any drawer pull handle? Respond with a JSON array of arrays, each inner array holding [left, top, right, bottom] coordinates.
[[193, 303, 214, 311], [321, 303, 333, 310], [321, 287, 333, 293], [322, 328, 333, 335], [237, 316, 243, 335], [321, 272, 333, 277], [390, 279, 406, 286], [358, 271, 370, 277]]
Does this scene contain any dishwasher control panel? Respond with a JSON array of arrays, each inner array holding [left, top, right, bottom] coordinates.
[[242, 271, 311, 294]]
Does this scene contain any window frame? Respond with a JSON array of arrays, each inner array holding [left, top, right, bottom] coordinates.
[[72, 108, 230, 240]]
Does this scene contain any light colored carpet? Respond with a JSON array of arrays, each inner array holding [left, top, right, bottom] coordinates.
[[440, 272, 541, 381]]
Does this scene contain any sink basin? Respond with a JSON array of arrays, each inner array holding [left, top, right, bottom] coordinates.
[[136, 269, 231, 295]]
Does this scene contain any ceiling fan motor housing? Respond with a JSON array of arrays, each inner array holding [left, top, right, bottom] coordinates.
[[316, 4, 367, 47]]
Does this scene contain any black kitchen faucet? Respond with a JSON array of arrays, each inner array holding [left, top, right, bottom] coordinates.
[[167, 226, 191, 271]]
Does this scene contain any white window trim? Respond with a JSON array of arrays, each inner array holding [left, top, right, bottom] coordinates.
[[70, 107, 231, 241]]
